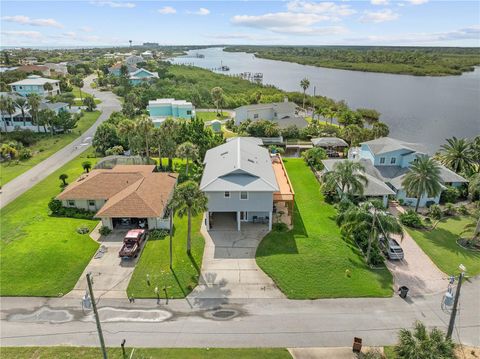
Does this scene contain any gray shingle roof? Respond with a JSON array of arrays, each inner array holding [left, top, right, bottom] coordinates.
[[361, 137, 427, 155], [200, 137, 279, 192], [312, 137, 348, 148]]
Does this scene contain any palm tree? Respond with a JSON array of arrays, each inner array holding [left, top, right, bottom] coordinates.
[[323, 160, 368, 197], [160, 118, 179, 170], [176, 141, 199, 175], [169, 180, 208, 254], [152, 128, 164, 170], [337, 202, 403, 264], [438, 136, 474, 175], [300, 77, 310, 110], [136, 115, 153, 158], [2, 96, 16, 130], [118, 119, 136, 151], [27, 93, 41, 132], [82, 161, 92, 173], [14, 97, 29, 126], [44, 82, 53, 95], [59, 173, 68, 186], [402, 156, 442, 212], [395, 321, 455, 359], [210, 87, 223, 115]]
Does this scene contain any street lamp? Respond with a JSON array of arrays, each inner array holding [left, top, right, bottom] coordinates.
[[446, 264, 467, 339]]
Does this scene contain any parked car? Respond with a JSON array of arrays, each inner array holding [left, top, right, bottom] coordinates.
[[379, 235, 404, 260], [119, 229, 146, 258]]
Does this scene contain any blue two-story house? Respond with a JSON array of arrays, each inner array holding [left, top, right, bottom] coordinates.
[[322, 137, 468, 208], [147, 98, 195, 126], [129, 68, 159, 86], [9, 75, 60, 98]]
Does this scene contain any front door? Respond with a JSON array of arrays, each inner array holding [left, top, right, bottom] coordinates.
[[240, 211, 248, 222]]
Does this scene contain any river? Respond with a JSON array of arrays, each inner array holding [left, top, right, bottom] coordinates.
[[171, 47, 480, 153]]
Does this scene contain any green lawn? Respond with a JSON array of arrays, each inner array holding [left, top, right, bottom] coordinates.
[[1, 347, 291, 359], [384, 347, 397, 358], [256, 158, 393, 299], [407, 216, 480, 276], [1, 111, 101, 185], [127, 213, 204, 299], [196, 111, 228, 122], [0, 149, 99, 296]]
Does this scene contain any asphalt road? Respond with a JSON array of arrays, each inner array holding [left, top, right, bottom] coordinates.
[[0, 75, 121, 208], [1, 277, 478, 348]]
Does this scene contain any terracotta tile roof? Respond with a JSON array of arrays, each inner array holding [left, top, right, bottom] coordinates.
[[17, 65, 49, 73], [57, 165, 178, 218]]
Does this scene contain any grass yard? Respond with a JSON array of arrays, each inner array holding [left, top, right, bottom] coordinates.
[[0, 149, 99, 296], [127, 213, 204, 299], [196, 111, 228, 122], [256, 158, 393, 299], [1, 347, 292, 359], [0, 111, 100, 185], [407, 216, 480, 276]]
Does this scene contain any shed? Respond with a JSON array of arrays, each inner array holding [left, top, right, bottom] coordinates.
[[211, 119, 222, 133]]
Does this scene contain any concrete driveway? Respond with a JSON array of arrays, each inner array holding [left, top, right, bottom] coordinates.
[[387, 203, 447, 296], [65, 226, 142, 299], [188, 219, 284, 300]]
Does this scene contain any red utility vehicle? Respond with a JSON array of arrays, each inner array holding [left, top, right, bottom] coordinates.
[[119, 229, 146, 258]]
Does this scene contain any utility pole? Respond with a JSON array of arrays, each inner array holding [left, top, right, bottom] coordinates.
[[86, 273, 107, 359], [446, 266, 466, 339]]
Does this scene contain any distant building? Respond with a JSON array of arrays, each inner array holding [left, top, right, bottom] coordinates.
[[143, 42, 159, 47], [234, 99, 307, 129], [108, 63, 137, 76], [141, 50, 154, 60], [16, 65, 51, 77], [20, 57, 37, 65], [44, 62, 68, 75], [9, 75, 60, 97], [129, 68, 158, 85], [147, 98, 195, 126], [125, 55, 144, 66]]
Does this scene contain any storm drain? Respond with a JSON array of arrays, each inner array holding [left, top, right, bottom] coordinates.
[[204, 309, 239, 320]]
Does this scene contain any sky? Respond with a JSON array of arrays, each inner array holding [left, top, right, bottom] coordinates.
[[1, 0, 479, 47]]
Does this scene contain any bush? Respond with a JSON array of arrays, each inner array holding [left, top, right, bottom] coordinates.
[[428, 204, 443, 220], [149, 229, 169, 240], [48, 198, 95, 219], [440, 186, 460, 204], [105, 145, 124, 156], [18, 148, 32, 160], [7, 130, 38, 146], [399, 210, 423, 228], [443, 203, 457, 216], [458, 204, 469, 215], [425, 200, 436, 208], [76, 225, 90, 234], [99, 226, 112, 236], [272, 222, 288, 232], [302, 147, 327, 170]]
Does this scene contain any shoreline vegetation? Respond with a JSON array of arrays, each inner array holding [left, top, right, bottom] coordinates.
[[224, 46, 480, 77]]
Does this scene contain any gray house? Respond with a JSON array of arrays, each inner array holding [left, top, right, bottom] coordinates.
[[200, 137, 295, 231], [234, 100, 307, 129]]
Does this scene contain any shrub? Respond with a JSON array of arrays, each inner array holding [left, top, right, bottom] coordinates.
[[76, 225, 90, 234], [272, 222, 288, 232], [99, 226, 112, 236], [428, 204, 443, 220], [440, 186, 460, 204], [443, 203, 457, 216], [8, 130, 37, 146], [425, 200, 436, 208], [105, 145, 124, 156], [48, 198, 63, 214], [399, 210, 423, 228], [149, 229, 169, 240], [18, 148, 32, 160], [302, 147, 327, 170], [458, 204, 469, 215], [48, 198, 95, 219]]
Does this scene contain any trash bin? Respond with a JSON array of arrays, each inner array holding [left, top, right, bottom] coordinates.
[[352, 337, 362, 352], [399, 286, 409, 298]]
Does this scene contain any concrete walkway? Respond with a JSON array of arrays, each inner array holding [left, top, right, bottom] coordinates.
[[65, 225, 139, 299], [387, 203, 448, 296], [0, 74, 121, 208], [288, 347, 384, 359], [188, 217, 284, 300]]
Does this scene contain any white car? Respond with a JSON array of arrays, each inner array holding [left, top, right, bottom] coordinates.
[[379, 235, 404, 260]]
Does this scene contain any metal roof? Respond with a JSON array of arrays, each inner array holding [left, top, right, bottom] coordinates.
[[312, 137, 349, 148], [361, 137, 428, 155]]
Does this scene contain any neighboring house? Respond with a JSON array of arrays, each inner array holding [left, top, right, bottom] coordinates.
[[125, 55, 144, 66], [0, 92, 70, 132], [234, 99, 308, 129], [108, 63, 137, 76], [141, 50, 154, 59], [21, 57, 37, 65], [44, 62, 69, 75], [16, 65, 51, 77], [200, 137, 295, 231], [9, 75, 60, 97], [57, 165, 178, 230], [312, 137, 349, 158], [147, 98, 195, 126], [129, 68, 159, 85], [322, 137, 468, 208]]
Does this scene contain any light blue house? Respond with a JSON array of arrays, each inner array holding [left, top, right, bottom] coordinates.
[[108, 63, 137, 76], [9, 75, 60, 98], [322, 137, 468, 208], [129, 68, 158, 85], [147, 98, 195, 126]]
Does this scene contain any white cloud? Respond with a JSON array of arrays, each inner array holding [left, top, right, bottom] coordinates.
[[80, 26, 93, 32], [360, 9, 399, 23], [90, 1, 135, 8], [187, 8, 210, 16], [1, 30, 43, 39], [348, 25, 480, 45], [207, 32, 283, 42], [158, 6, 176, 15], [286, 1, 356, 17], [371, 0, 389, 5], [1, 15, 63, 28], [405, 0, 428, 5]]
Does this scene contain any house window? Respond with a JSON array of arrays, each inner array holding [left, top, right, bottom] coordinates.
[[390, 157, 396, 164], [88, 200, 95, 206], [224, 191, 230, 198], [186, 110, 192, 115], [380, 157, 385, 164], [240, 191, 248, 200], [67, 200, 75, 207], [274, 112, 277, 117], [253, 114, 259, 119]]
